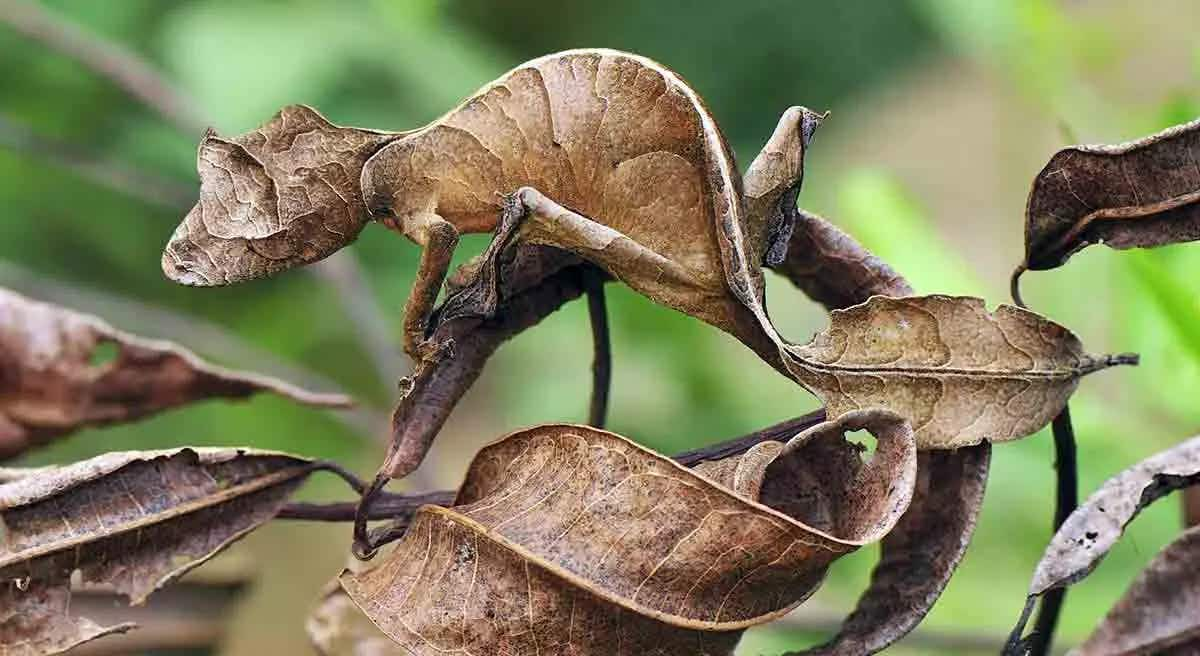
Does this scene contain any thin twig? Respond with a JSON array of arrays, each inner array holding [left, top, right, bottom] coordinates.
[[278, 490, 455, 522], [583, 268, 610, 428], [673, 408, 826, 466], [1010, 256, 1076, 656], [343, 405, 829, 556]]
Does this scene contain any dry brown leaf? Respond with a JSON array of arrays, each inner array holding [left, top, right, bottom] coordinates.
[[783, 294, 1133, 450], [1075, 525, 1200, 656], [162, 104, 403, 285], [769, 216, 992, 655], [0, 286, 350, 460], [308, 558, 407, 656], [1028, 434, 1200, 597], [342, 413, 916, 655], [1020, 117, 1200, 274], [0, 447, 314, 654], [769, 209, 913, 309]]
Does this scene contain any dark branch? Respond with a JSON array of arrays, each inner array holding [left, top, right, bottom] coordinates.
[[279, 490, 455, 522], [1027, 406, 1077, 656], [583, 268, 611, 428]]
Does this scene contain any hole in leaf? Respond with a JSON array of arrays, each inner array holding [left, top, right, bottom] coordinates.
[[88, 340, 120, 368], [846, 428, 877, 463]]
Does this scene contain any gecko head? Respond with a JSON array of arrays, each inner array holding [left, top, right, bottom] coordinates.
[[162, 105, 403, 286], [358, 139, 409, 232]]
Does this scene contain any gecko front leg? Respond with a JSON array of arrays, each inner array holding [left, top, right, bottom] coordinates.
[[390, 212, 460, 362]]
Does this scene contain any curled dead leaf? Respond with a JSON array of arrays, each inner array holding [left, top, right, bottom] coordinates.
[[793, 445, 991, 656], [783, 294, 1134, 449], [771, 214, 992, 655], [342, 414, 916, 655], [1076, 525, 1200, 656], [162, 104, 402, 285], [0, 286, 350, 460], [1020, 117, 1200, 274], [1028, 434, 1200, 597], [0, 448, 314, 654], [308, 559, 407, 656]]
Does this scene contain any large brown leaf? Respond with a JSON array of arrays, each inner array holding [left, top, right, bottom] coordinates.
[[1020, 117, 1200, 273], [162, 104, 403, 285], [0, 286, 350, 460], [783, 294, 1133, 449], [342, 413, 916, 655], [793, 445, 991, 655], [1028, 434, 1200, 597], [1075, 525, 1200, 656], [0, 447, 314, 654], [308, 559, 407, 656]]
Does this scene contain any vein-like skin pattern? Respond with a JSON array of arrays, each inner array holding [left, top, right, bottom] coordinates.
[[361, 49, 776, 333], [341, 420, 915, 655]]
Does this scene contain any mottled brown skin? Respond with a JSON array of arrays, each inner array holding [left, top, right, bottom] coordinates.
[[358, 49, 821, 361]]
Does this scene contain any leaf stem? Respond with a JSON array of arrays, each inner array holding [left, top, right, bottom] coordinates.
[[1010, 264, 1029, 309], [1027, 405, 1077, 656]]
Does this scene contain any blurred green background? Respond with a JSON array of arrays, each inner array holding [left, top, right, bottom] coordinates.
[[3, 0, 1199, 654]]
